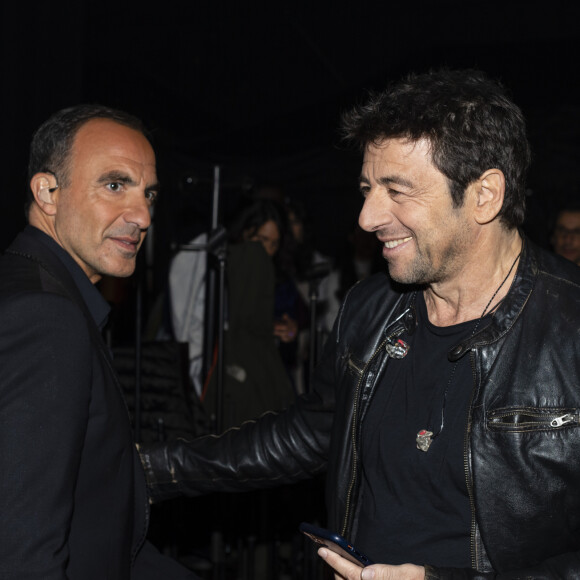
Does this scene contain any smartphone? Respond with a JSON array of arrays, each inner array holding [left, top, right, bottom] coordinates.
[[299, 522, 374, 567]]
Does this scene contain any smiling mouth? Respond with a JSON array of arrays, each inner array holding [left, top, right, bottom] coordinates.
[[384, 236, 412, 249]]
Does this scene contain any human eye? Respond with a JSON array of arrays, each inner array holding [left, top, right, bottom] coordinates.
[[145, 190, 158, 205], [106, 182, 124, 193], [359, 185, 370, 198]]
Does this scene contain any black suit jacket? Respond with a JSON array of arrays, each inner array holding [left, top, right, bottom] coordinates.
[[0, 227, 195, 579]]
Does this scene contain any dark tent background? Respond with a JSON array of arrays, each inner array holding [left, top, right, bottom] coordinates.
[[2, 1, 579, 261]]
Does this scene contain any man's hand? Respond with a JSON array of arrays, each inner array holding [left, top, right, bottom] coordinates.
[[318, 548, 426, 580]]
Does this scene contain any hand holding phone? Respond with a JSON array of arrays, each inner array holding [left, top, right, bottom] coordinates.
[[299, 522, 374, 567]]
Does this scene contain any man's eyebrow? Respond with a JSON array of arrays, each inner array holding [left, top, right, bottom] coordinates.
[[97, 170, 137, 186], [359, 174, 415, 189], [96, 171, 160, 193]]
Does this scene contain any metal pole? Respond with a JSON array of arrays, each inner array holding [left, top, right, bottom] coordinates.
[[212, 165, 220, 229], [216, 250, 227, 434], [308, 283, 318, 389]]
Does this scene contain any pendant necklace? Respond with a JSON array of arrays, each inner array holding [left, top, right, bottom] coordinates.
[[416, 249, 522, 452]]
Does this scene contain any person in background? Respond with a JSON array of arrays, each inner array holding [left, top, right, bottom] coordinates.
[[282, 198, 339, 391], [250, 185, 306, 349], [203, 198, 296, 429], [551, 201, 580, 266]]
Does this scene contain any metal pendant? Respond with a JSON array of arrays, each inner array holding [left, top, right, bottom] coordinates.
[[385, 337, 409, 359], [416, 429, 434, 452]]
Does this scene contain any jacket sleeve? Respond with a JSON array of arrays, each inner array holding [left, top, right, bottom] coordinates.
[[139, 304, 342, 503], [140, 385, 334, 503], [0, 293, 92, 580]]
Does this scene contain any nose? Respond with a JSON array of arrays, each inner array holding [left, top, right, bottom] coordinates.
[[358, 190, 392, 233], [125, 191, 152, 231]]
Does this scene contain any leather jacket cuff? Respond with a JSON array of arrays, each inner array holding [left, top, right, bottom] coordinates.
[[138, 442, 181, 503]]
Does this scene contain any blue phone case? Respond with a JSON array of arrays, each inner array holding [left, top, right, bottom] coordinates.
[[299, 522, 374, 567]]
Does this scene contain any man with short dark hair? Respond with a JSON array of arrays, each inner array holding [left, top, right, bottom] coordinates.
[[551, 202, 580, 266], [0, 105, 196, 579], [141, 70, 580, 579]]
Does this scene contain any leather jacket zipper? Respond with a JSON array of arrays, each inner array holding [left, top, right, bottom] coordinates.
[[488, 409, 578, 431], [341, 337, 387, 537], [341, 323, 408, 537], [551, 414, 576, 427], [465, 352, 478, 570]]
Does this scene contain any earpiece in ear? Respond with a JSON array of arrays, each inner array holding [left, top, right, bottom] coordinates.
[[38, 180, 57, 204]]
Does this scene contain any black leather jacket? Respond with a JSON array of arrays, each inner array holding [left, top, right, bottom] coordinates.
[[141, 239, 580, 578]]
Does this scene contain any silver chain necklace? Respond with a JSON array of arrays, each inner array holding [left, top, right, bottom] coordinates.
[[416, 249, 522, 452]]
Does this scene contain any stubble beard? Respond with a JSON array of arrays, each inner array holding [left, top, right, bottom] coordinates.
[[386, 235, 466, 287]]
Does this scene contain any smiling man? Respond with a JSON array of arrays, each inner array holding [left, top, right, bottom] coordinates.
[[140, 70, 580, 579], [0, 106, 196, 579]]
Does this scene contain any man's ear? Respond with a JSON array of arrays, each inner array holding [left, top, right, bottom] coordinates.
[[30, 173, 59, 216], [472, 168, 505, 225]]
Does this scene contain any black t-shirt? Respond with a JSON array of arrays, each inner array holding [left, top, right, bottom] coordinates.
[[354, 293, 489, 567]]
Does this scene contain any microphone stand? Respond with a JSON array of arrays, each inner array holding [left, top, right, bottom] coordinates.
[[305, 262, 331, 388], [308, 278, 320, 387], [177, 226, 228, 434], [173, 165, 228, 435]]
